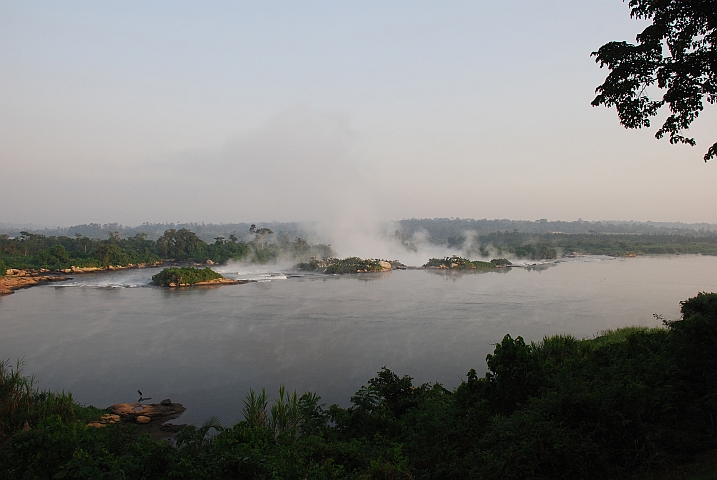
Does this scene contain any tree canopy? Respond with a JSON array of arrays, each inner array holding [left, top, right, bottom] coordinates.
[[592, 0, 717, 161]]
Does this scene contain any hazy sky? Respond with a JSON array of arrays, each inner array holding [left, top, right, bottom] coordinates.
[[2, 1, 716, 227]]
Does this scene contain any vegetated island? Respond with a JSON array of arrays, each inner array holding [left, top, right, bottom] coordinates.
[[151, 267, 242, 287], [294, 257, 404, 274], [2, 292, 717, 479], [423, 255, 512, 270]]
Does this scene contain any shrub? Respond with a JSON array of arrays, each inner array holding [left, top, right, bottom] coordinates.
[[151, 267, 223, 286]]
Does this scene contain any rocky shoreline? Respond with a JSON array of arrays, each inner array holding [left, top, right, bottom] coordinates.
[[87, 400, 187, 440], [1, 262, 169, 296], [0, 274, 71, 296]]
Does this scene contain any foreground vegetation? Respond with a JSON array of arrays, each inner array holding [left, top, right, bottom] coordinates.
[[2, 293, 716, 479], [151, 267, 224, 286]]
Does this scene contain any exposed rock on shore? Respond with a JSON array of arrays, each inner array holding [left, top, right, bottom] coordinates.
[[56, 262, 163, 274], [0, 275, 70, 296], [96, 400, 187, 439]]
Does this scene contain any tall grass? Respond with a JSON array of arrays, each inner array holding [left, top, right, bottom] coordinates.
[[0, 360, 34, 436], [590, 325, 666, 348], [0, 359, 76, 438], [241, 386, 323, 440]]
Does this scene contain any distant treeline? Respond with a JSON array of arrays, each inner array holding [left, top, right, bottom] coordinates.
[[0, 227, 334, 272], [2, 293, 716, 478], [3, 218, 717, 243], [3, 218, 717, 265], [458, 231, 717, 259], [397, 217, 717, 240], [0, 222, 306, 243]]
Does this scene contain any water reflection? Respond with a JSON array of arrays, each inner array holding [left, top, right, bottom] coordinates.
[[423, 267, 511, 281]]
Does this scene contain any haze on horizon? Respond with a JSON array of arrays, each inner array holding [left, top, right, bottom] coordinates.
[[2, 1, 716, 228]]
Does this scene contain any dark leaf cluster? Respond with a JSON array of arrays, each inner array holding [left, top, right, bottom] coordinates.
[[592, 0, 717, 161]]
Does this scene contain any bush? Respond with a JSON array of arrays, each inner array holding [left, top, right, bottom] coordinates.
[[151, 267, 223, 286]]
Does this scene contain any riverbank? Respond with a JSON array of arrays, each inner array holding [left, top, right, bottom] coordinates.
[[0, 274, 70, 296], [1, 263, 165, 296]]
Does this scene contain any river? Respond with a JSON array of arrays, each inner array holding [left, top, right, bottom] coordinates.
[[1, 255, 716, 425]]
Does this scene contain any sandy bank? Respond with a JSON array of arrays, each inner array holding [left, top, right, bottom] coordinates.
[[0, 275, 71, 296]]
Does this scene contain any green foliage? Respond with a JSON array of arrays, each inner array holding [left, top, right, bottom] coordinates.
[[0, 227, 333, 271], [151, 267, 223, 286], [295, 257, 385, 274], [490, 257, 512, 266], [484, 334, 542, 415], [0, 257, 5, 276], [0, 360, 77, 440], [592, 0, 717, 161], [156, 228, 206, 260], [512, 242, 557, 260], [423, 255, 498, 270]]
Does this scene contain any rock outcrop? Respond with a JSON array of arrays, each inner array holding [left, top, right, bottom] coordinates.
[[107, 400, 186, 424], [96, 400, 188, 439], [378, 261, 392, 272], [0, 275, 70, 296]]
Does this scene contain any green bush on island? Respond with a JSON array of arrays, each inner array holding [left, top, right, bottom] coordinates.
[[151, 267, 223, 286], [294, 257, 386, 274], [423, 255, 498, 270], [490, 257, 512, 266], [0, 258, 5, 276], [2, 292, 717, 478]]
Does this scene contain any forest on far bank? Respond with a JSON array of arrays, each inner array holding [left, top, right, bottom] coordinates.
[[3, 223, 717, 275], [0, 226, 333, 273]]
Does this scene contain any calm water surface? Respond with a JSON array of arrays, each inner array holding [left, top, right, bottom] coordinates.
[[1, 255, 716, 425]]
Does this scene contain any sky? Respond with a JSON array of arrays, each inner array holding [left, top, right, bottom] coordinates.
[[1, 1, 716, 227]]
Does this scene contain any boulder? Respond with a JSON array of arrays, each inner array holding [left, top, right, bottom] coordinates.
[[378, 261, 392, 271], [107, 401, 186, 424], [101, 414, 121, 423], [136, 415, 151, 424]]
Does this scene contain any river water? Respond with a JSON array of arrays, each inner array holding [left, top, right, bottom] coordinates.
[[1, 255, 716, 425]]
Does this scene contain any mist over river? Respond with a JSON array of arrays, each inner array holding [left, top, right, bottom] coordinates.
[[1, 255, 716, 425]]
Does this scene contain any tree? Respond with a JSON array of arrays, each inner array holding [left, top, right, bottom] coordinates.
[[156, 228, 206, 259], [254, 228, 273, 249], [592, 0, 717, 161]]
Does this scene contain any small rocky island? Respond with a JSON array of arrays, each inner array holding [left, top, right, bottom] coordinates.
[[151, 267, 240, 287], [423, 255, 512, 270], [294, 257, 403, 274], [87, 399, 187, 440]]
